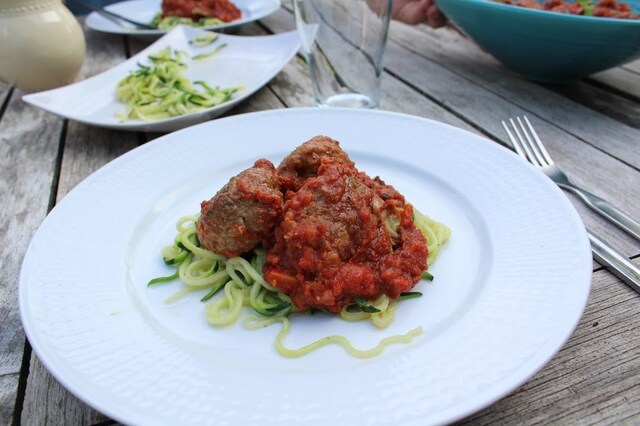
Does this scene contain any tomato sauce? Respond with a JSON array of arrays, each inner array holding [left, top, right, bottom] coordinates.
[[506, 0, 639, 18], [161, 0, 242, 22], [263, 158, 428, 313]]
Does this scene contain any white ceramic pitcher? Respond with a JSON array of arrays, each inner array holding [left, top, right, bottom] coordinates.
[[0, 0, 85, 92]]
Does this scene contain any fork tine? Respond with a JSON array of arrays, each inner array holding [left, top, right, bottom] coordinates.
[[508, 118, 541, 166], [501, 120, 527, 158], [516, 117, 546, 166], [522, 116, 554, 166]]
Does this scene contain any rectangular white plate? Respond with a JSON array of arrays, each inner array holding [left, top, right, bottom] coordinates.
[[23, 26, 300, 132]]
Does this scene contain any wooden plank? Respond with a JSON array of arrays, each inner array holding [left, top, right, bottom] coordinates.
[[0, 375, 19, 424], [549, 82, 640, 129], [262, 7, 640, 258], [458, 262, 640, 425], [622, 58, 640, 74], [20, 360, 108, 425], [0, 88, 64, 423], [591, 67, 640, 100], [0, 82, 11, 113], [20, 25, 133, 425]]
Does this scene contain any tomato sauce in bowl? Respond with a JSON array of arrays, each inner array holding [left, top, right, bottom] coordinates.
[[505, 0, 639, 18]]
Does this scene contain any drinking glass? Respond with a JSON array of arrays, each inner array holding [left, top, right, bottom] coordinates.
[[293, 0, 392, 108]]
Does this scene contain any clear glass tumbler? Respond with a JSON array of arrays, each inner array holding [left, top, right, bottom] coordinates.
[[294, 0, 392, 109]]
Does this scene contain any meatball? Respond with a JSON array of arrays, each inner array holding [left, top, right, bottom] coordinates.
[[196, 159, 283, 258], [263, 158, 427, 313], [277, 135, 354, 193]]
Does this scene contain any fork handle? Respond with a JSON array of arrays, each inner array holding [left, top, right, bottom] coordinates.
[[588, 231, 640, 294], [70, 0, 154, 29], [560, 183, 640, 241]]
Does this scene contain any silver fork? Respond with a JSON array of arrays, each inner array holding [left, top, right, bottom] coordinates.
[[503, 116, 640, 293], [71, 0, 155, 30], [502, 116, 640, 241]]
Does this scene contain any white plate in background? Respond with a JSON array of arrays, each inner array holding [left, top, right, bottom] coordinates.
[[86, 0, 281, 35], [23, 26, 299, 132]]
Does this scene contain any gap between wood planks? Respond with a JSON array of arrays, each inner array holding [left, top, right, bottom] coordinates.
[[11, 117, 69, 425]]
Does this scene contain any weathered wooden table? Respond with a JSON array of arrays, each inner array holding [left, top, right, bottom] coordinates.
[[2, 2, 639, 424]]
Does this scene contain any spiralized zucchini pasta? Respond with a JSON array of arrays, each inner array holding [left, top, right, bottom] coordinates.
[[115, 42, 241, 122]]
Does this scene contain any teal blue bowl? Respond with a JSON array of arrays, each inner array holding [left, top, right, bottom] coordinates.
[[436, 0, 640, 83]]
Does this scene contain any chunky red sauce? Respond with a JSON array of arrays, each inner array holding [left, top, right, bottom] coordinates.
[[263, 158, 427, 313], [161, 0, 242, 22], [197, 136, 429, 314], [506, 0, 639, 18]]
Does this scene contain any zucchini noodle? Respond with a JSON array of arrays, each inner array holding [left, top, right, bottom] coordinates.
[[244, 316, 423, 359], [149, 211, 449, 358], [189, 33, 219, 47], [414, 208, 451, 266], [340, 295, 397, 329], [150, 12, 225, 30], [115, 46, 241, 122]]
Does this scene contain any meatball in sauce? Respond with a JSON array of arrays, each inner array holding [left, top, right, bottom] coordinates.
[[196, 136, 428, 313], [277, 135, 354, 193], [265, 157, 427, 313], [196, 159, 282, 258]]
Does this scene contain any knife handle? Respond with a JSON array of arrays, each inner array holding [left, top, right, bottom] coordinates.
[[588, 230, 640, 294]]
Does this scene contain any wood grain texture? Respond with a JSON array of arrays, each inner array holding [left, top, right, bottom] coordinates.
[[0, 375, 19, 424], [21, 359, 109, 426], [0, 88, 64, 424], [0, 83, 11, 114], [548, 82, 640, 130], [590, 67, 640, 100], [621, 58, 640, 74]]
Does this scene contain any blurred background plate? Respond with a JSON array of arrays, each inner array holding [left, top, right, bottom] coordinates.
[[85, 0, 281, 35], [436, 0, 640, 82]]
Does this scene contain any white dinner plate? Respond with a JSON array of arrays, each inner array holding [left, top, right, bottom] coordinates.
[[22, 26, 299, 132], [86, 0, 281, 35], [19, 108, 592, 425]]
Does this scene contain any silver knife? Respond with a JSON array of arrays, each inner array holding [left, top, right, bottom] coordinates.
[[588, 230, 640, 294]]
